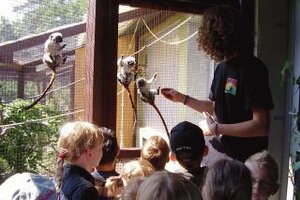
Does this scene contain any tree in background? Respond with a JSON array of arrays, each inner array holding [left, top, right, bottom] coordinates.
[[0, 17, 22, 42], [0, 0, 87, 41]]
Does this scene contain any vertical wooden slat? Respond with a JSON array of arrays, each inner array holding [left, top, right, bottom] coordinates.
[[85, 0, 118, 129], [70, 63, 75, 121], [17, 68, 25, 99]]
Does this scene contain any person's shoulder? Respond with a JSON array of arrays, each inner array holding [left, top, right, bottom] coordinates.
[[246, 56, 267, 69], [241, 56, 269, 77]]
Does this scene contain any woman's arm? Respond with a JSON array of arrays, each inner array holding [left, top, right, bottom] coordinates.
[[161, 87, 214, 114], [204, 108, 270, 137]]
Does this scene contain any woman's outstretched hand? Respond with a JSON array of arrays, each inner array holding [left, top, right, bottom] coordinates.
[[161, 88, 185, 103]]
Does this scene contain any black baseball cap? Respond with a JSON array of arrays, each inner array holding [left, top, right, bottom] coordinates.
[[170, 121, 205, 159]]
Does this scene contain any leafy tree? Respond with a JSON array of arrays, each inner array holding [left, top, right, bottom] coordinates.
[[0, 99, 65, 175], [14, 0, 87, 35], [0, 0, 87, 41], [0, 17, 22, 42]]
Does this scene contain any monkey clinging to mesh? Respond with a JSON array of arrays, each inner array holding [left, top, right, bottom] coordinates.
[[136, 73, 160, 103], [24, 32, 67, 110], [117, 56, 136, 86]]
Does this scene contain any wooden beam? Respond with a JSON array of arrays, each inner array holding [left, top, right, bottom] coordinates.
[[0, 22, 86, 52], [119, 8, 161, 23], [119, 0, 239, 14], [85, 0, 118, 129], [118, 147, 141, 159], [0, 8, 156, 54]]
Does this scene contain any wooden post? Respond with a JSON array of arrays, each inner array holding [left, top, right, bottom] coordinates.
[[85, 0, 118, 129], [17, 68, 25, 99]]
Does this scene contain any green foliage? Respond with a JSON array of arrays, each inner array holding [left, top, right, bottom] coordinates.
[[14, 0, 87, 35], [0, 17, 22, 43], [0, 157, 11, 183], [0, 0, 87, 41], [0, 99, 65, 175], [280, 59, 293, 87], [0, 80, 18, 103]]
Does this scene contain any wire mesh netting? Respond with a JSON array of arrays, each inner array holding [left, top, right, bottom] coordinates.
[[116, 8, 213, 148], [0, 0, 88, 182], [0, 1, 213, 182]]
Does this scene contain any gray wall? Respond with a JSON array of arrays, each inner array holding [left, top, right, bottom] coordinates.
[[256, 0, 290, 199]]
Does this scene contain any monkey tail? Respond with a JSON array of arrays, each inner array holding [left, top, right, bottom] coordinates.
[[24, 69, 56, 110], [149, 101, 170, 139]]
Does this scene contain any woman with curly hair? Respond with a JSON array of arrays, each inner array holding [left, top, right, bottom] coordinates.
[[161, 6, 273, 162]]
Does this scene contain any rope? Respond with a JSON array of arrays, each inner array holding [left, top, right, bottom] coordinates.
[[126, 18, 141, 55], [0, 109, 84, 129], [26, 78, 85, 100], [129, 16, 192, 57], [141, 18, 198, 45]]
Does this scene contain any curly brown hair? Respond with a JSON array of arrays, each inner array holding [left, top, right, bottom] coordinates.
[[197, 6, 242, 62]]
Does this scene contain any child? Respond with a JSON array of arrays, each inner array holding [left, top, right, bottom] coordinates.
[[0, 172, 56, 200], [92, 127, 120, 181], [169, 121, 208, 188], [202, 159, 252, 200], [105, 159, 155, 199], [245, 150, 279, 200], [141, 135, 170, 171], [136, 171, 202, 200], [56, 121, 104, 200], [121, 177, 146, 200]]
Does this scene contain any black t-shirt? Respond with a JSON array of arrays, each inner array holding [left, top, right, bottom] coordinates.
[[209, 56, 274, 162]]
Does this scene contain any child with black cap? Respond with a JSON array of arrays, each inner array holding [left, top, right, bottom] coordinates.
[[170, 121, 208, 189]]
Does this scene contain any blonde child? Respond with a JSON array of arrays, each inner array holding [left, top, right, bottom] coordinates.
[[56, 121, 104, 200], [141, 135, 170, 171], [105, 159, 155, 199]]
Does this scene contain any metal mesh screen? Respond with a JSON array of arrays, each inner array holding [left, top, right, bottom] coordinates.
[[0, 0, 87, 182], [0, 2, 213, 182], [116, 7, 214, 148]]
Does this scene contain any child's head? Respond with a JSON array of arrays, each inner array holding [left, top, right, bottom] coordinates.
[[170, 121, 207, 170], [98, 127, 119, 166], [0, 173, 57, 200], [56, 121, 104, 190], [121, 177, 146, 200], [105, 159, 155, 198], [202, 159, 252, 200], [121, 159, 155, 185], [136, 171, 202, 200], [245, 150, 279, 200], [57, 121, 104, 165], [141, 135, 170, 170]]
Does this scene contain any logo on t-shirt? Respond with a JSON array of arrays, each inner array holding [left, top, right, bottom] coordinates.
[[224, 78, 237, 96]]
